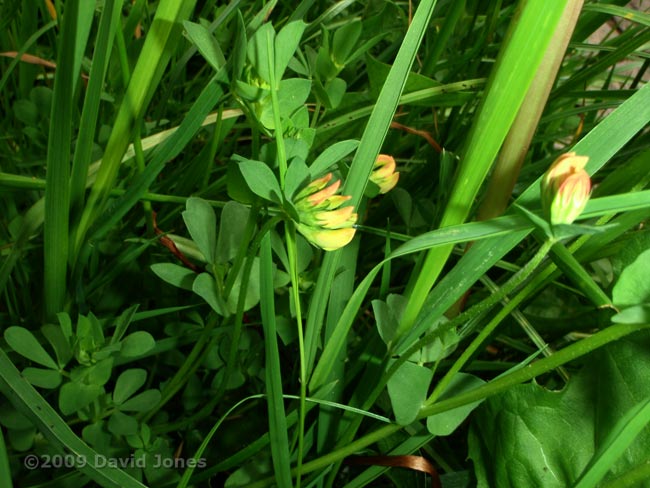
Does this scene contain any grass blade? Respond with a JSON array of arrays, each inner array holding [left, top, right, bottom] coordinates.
[[400, 0, 570, 335], [73, 0, 197, 257], [573, 396, 650, 488], [304, 0, 440, 378], [43, 0, 80, 317], [260, 233, 293, 487], [0, 349, 147, 488], [70, 0, 122, 215]]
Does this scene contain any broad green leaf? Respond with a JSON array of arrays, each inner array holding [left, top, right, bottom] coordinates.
[[612, 305, 650, 325], [113, 369, 147, 405], [309, 139, 359, 178], [613, 248, 650, 308], [56, 312, 73, 343], [426, 373, 485, 436], [108, 411, 139, 436], [193, 272, 226, 315], [183, 197, 217, 265], [237, 160, 282, 203], [71, 358, 113, 386], [386, 360, 433, 425], [284, 158, 311, 200], [372, 294, 406, 345], [120, 332, 155, 358], [151, 262, 197, 291], [119, 390, 162, 413], [4, 327, 58, 370], [183, 20, 226, 71], [247, 22, 275, 83], [41, 323, 73, 367], [216, 201, 251, 264], [324, 77, 346, 109], [59, 382, 104, 415], [332, 20, 362, 66], [22, 368, 62, 389], [227, 258, 261, 314], [259, 78, 312, 129], [274, 21, 306, 80], [468, 333, 650, 487]]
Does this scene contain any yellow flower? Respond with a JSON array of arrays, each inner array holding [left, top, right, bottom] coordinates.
[[369, 155, 399, 194], [541, 152, 591, 226], [294, 173, 357, 251]]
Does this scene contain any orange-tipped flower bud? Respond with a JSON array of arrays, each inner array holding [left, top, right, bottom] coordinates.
[[370, 155, 399, 194], [293, 173, 357, 251], [541, 152, 591, 226]]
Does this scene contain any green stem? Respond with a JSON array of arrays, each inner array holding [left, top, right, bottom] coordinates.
[[425, 238, 554, 406], [141, 314, 219, 423], [246, 322, 649, 487], [267, 28, 303, 486], [285, 223, 306, 488]]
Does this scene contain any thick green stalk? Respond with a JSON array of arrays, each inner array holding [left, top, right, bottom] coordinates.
[[476, 0, 584, 220], [399, 1, 569, 336]]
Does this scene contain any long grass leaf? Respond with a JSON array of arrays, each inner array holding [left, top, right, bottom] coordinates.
[[401, 1, 570, 335], [304, 0, 439, 379], [260, 233, 293, 487], [70, 0, 122, 215], [43, 0, 80, 317], [73, 0, 197, 256], [0, 350, 146, 488]]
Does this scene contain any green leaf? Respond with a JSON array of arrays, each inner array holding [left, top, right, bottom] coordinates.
[[237, 160, 282, 203], [216, 202, 252, 264], [4, 327, 58, 370], [426, 373, 485, 436], [324, 77, 346, 109], [574, 396, 650, 488], [226, 258, 261, 314], [468, 333, 650, 487], [274, 21, 306, 80], [22, 368, 62, 389], [41, 323, 73, 367], [192, 272, 226, 315], [151, 262, 196, 291], [0, 350, 146, 486], [56, 312, 73, 343], [372, 294, 406, 345], [284, 158, 311, 200], [113, 369, 147, 405], [247, 22, 275, 83], [118, 390, 162, 413], [259, 78, 312, 129], [366, 53, 440, 101], [183, 197, 217, 265], [613, 248, 650, 308], [612, 305, 650, 325], [108, 411, 139, 436], [183, 20, 226, 71], [120, 332, 155, 358], [386, 361, 433, 425], [331, 20, 362, 66], [309, 139, 359, 178], [59, 382, 104, 415]]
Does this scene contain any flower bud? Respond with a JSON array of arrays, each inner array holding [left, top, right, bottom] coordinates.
[[293, 173, 357, 251], [369, 155, 399, 194], [541, 152, 591, 226]]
